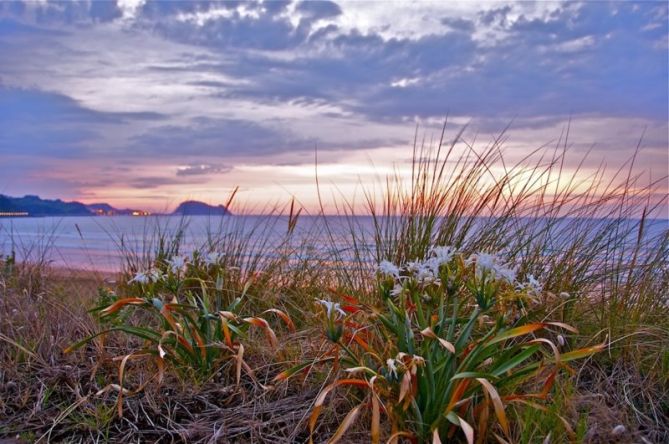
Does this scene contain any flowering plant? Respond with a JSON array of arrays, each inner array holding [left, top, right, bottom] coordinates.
[[66, 252, 294, 416], [278, 248, 603, 443]]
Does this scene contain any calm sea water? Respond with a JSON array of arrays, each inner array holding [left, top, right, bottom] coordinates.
[[0, 215, 368, 271], [0, 215, 666, 272]]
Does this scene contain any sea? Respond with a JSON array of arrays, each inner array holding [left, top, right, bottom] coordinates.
[[0, 215, 667, 272], [0, 215, 367, 271]]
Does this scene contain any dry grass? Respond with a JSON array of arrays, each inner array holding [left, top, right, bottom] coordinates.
[[1, 125, 667, 442], [0, 267, 345, 443]]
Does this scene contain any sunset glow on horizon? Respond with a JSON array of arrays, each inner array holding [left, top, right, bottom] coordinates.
[[0, 1, 667, 215]]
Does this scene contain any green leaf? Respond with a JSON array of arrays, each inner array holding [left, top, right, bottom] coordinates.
[[64, 326, 161, 353], [491, 345, 541, 377], [487, 324, 546, 346], [451, 371, 497, 381]]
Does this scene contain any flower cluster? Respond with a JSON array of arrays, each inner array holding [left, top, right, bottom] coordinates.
[[167, 255, 187, 273], [127, 249, 227, 286], [378, 245, 457, 286], [518, 273, 542, 294], [384, 352, 425, 380], [378, 247, 544, 308], [467, 252, 517, 284], [128, 269, 164, 285]]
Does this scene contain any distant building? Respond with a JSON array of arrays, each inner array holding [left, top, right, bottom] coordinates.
[[0, 211, 29, 217]]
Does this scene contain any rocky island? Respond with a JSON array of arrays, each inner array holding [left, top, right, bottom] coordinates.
[[171, 200, 231, 216]]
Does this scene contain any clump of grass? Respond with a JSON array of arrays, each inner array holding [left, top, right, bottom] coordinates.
[[322, 123, 668, 440], [1, 122, 667, 441], [0, 219, 61, 295], [277, 248, 603, 442], [64, 252, 296, 417]]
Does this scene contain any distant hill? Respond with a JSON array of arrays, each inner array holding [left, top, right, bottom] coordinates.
[[172, 200, 231, 216], [0, 194, 229, 217], [0, 194, 93, 216], [0, 195, 149, 217]]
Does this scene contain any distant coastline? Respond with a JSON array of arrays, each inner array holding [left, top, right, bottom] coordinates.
[[0, 194, 230, 217]]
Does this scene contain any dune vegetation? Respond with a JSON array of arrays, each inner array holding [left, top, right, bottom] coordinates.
[[1, 128, 667, 443]]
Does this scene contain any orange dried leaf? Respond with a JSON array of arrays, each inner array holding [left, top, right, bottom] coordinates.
[[263, 308, 296, 332], [155, 355, 165, 384], [235, 343, 244, 386], [399, 371, 412, 404], [159, 306, 179, 332], [220, 317, 233, 347], [351, 333, 372, 352], [560, 343, 605, 362], [421, 327, 456, 353], [458, 415, 475, 444], [546, 321, 578, 334], [488, 323, 546, 345], [100, 298, 146, 317], [309, 379, 369, 439], [476, 378, 509, 437], [329, 403, 363, 444], [529, 338, 560, 362], [116, 353, 133, 418], [244, 317, 278, 347], [446, 379, 471, 415], [371, 393, 380, 444]]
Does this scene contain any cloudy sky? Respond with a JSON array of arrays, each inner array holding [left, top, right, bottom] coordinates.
[[0, 0, 667, 213]]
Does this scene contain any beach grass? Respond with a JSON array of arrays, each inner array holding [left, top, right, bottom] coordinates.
[[0, 128, 667, 443]]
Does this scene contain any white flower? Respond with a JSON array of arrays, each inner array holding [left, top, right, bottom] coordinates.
[[415, 263, 436, 284], [468, 252, 494, 269], [526, 274, 542, 292], [168, 256, 187, 273], [129, 271, 150, 285], [316, 299, 346, 319], [386, 358, 398, 378], [406, 261, 436, 284], [390, 283, 404, 297], [204, 252, 221, 266], [149, 269, 164, 282], [468, 252, 516, 284], [427, 246, 456, 273], [378, 260, 400, 277], [518, 274, 542, 294]]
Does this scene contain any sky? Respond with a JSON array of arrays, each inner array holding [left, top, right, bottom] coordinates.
[[0, 0, 667, 213]]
